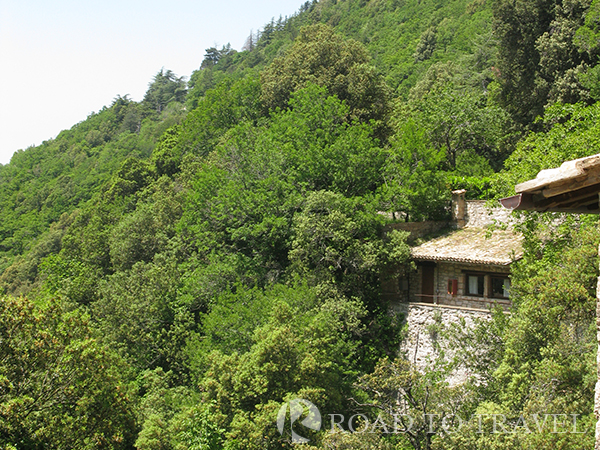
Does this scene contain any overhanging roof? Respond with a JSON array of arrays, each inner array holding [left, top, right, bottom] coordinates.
[[411, 228, 523, 266], [500, 154, 600, 214]]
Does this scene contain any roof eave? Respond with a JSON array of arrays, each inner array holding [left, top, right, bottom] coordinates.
[[412, 254, 518, 266], [500, 192, 600, 214]]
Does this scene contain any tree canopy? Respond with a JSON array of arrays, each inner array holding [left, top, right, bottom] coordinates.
[[1, 0, 600, 448]]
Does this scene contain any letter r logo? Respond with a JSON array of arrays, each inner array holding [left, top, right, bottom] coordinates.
[[277, 398, 322, 443]]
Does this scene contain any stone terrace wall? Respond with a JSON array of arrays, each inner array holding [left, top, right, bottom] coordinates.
[[384, 200, 513, 243], [396, 303, 491, 386], [385, 221, 451, 243]]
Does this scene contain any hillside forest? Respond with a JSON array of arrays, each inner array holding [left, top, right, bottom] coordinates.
[[1, 0, 600, 448]]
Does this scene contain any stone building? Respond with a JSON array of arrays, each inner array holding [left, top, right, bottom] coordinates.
[[384, 190, 522, 311], [383, 190, 522, 380]]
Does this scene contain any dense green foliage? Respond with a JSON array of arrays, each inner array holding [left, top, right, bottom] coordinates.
[[2, 0, 600, 448], [493, 0, 597, 125], [0, 81, 187, 288], [0, 296, 136, 449]]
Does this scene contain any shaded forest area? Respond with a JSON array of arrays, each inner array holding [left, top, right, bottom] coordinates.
[[2, 0, 600, 448]]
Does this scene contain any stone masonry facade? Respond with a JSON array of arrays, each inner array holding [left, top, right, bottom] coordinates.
[[382, 191, 519, 311], [409, 262, 511, 311], [383, 192, 519, 384]]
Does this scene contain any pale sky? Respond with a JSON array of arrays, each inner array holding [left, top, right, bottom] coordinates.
[[0, 0, 304, 165]]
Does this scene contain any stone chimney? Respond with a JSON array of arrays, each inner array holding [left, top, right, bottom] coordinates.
[[452, 189, 467, 229]]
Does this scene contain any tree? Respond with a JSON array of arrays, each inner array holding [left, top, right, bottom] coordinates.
[[433, 216, 598, 450], [242, 29, 259, 52], [151, 125, 182, 177], [379, 119, 448, 221], [180, 85, 389, 288], [201, 47, 221, 69], [260, 84, 385, 197], [200, 44, 236, 69], [493, 0, 594, 125], [575, 0, 600, 58], [260, 24, 391, 131], [405, 62, 511, 171], [496, 101, 600, 196], [414, 26, 437, 62], [177, 76, 263, 158], [143, 69, 187, 113], [289, 190, 410, 299], [493, 0, 557, 124], [0, 296, 136, 449], [535, 0, 593, 105], [494, 216, 597, 414], [575, 0, 600, 99], [200, 283, 366, 450], [133, 368, 207, 450], [94, 254, 190, 374], [355, 356, 463, 450]]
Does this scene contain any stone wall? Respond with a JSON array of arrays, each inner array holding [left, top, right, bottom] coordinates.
[[464, 200, 513, 228], [396, 303, 491, 386], [432, 261, 511, 310], [385, 221, 451, 243], [383, 200, 513, 243]]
